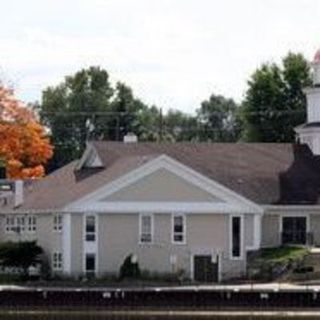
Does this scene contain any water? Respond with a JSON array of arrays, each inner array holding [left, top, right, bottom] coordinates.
[[0, 313, 317, 320]]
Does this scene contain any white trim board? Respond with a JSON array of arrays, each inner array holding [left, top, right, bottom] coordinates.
[[263, 205, 320, 212], [65, 154, 263, 215], [139, 213, 154, 245], [62, 213, 71, 274], [67, 202, 253, 214], [171, 213, 187, 245], [82, 213, 99, 275]]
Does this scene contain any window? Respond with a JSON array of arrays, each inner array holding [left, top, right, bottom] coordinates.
[[5, 215, 35, 233], [27, 216, 36, 233], [85, 215, 96, 241], [172, 214, 186, 244], [52, 252, 63, 271], [85, 253, 96, 276], [231, 216, 242, 258], [139, 214, 153, 243], [5, 216, 15, 233], [17, 216, 25, 233], [53, 214, 63, 232]]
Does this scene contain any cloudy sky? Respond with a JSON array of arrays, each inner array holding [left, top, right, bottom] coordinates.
[[1, 0, 320, 113]]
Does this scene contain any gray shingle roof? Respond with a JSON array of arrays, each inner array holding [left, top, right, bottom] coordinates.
[[2, 142, 296, 212]]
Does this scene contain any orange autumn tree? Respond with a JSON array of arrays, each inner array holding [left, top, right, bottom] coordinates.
[[0, 86, 53, 178]]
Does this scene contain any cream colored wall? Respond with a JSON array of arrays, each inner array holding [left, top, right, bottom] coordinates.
[[97, 213, 246, 280], [0, 214, 63, 269], [69, 214, 83, 275], [261, 214, 280, 247], [37, 215, 63, 259], [0, 215, 38, 242], [262, 210, 320, 247], [0, 211, 248, 280], [102, 169, 222, 202]]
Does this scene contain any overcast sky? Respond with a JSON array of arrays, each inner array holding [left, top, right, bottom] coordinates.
[[1, 0, 320, 113]]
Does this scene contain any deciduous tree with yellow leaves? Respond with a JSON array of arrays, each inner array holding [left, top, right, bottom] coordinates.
[[0, 86, 53, 178]]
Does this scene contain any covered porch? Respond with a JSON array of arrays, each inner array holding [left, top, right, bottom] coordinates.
[[262, 206, 320, 248]]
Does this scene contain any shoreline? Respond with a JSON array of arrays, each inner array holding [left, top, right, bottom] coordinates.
[[3, 310, 320, 317], [0, 284, 320, 310]]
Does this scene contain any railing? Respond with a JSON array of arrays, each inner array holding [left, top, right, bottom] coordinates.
[[281, 231, 314, 246]]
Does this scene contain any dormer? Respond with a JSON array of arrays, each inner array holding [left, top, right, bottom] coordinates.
[[75, 142, 104, 171]]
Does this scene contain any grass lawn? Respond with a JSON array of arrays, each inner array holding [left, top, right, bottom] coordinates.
[[258, 246, 308, 263]]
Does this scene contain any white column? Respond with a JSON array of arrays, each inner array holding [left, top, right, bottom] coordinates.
[[253, 214, 262, 250], [62, 213, 72, 274]]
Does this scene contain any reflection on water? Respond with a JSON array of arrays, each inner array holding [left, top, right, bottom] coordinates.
[[0, 313, 317, 320]]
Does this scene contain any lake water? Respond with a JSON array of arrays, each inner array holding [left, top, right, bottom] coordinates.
[[0, 313, 318, 320]]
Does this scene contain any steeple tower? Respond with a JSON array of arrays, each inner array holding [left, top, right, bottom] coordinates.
[[295, 49, 320, 154], [312, 50, 320, 86]]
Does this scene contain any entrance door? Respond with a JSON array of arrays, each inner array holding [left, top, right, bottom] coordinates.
[[193, 255, 218, 282], [282, 217, 307, 245]]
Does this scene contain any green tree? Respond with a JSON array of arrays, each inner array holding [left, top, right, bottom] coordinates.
[[119, 254, 141, 280], [37, 67, 163, 171], [108, 82, 151, 141], [164, 109, 198, 141], [0, 241, 43, 277], [38, 66, 113, 170], [196, 94, 241, 141], [241, 52, 312, 142], [136, 105, 162, 141]]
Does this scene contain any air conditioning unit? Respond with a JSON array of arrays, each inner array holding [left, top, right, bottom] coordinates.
[[0, 181, 14, 196], [0, 180, 23, 207]]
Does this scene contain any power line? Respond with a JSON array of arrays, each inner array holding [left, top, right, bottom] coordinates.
[[36, 109, 307, 117]]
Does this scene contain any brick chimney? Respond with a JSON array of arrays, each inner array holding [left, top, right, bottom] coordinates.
[[123, 132, 138, 143]]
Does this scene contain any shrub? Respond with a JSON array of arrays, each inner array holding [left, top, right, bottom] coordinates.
[[0, 241, 43, 278], [119, 254, 141, 280]]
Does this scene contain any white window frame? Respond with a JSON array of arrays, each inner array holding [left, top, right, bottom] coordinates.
[[5, 215, 34, 234], [53, 214, 63, 232], [84, 214, 96, 242], [52, 252, 63, 271], [85, 253, 96, 276], [5, 216, 15, 233], [27, 215, 36, 233], [139, 213, 154, 244], [16, 216, 25, 233], [82, 213, 99, 276], [172, 213, 186, 245], [230, 215, 244, 260]]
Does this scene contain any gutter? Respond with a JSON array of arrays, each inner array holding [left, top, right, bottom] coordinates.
[[262, 204, 320, 213]]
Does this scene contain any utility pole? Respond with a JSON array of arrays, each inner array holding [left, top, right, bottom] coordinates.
[[116, 115, 120, 141], [159, 108, 163, 142], [85, 115, 95, 142]]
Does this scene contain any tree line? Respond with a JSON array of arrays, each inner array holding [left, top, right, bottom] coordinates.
[[36, 52, 311, 171], [1, 52, 312, 175]]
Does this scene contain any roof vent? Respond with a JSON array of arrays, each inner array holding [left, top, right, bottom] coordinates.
[[123, 132, 138, 143]]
